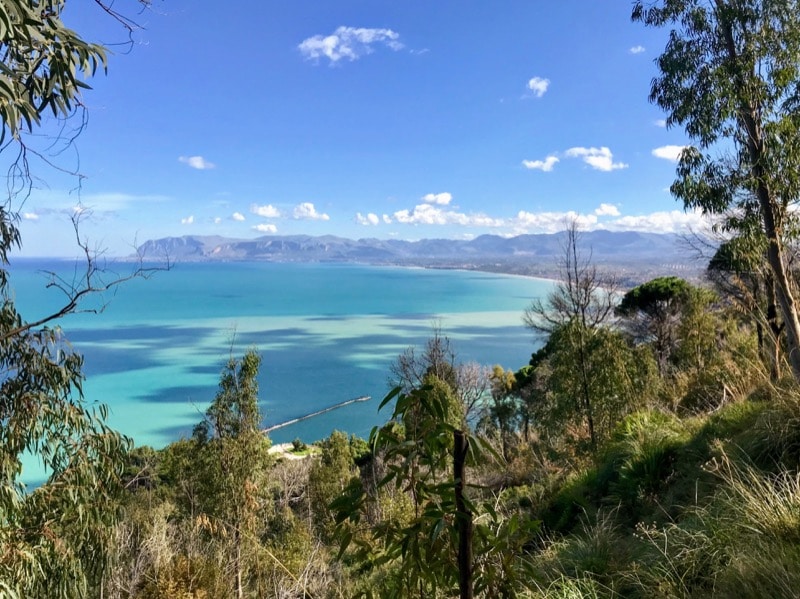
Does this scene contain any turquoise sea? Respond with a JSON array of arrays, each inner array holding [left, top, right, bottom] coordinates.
[[12, 261, 553, 447]]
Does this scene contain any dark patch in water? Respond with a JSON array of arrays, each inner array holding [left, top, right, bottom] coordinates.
[[67, 325, 215, 344], [137, 385, 213, 405], [80, 346, 159, 376], [154, 423, 197, 440]]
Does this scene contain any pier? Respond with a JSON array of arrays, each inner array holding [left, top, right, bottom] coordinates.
[[262, 395, 371, 433]]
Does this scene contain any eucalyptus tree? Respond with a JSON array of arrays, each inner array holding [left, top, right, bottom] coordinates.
[[633, 0, 800, 380], [193, 350, 272, 599], [708, 233, 784, 377], [0, 1, 155, 595]]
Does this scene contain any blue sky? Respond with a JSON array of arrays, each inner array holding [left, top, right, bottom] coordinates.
[[11, 0, 702, 257]]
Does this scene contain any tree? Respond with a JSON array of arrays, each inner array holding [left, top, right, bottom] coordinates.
[[390, 325, 458, 395], [632, 0, 800, 380], [707, 234, 784, 378], [0, 1, 154, 595], [484, 365, 519, 461], [332, 385, 535, 598], [192, 349, 272, 599], [308, 430, 358, 542], [533, 322, 655, 453], [616, 276, 695, 373], [523, 221, 618, 451]]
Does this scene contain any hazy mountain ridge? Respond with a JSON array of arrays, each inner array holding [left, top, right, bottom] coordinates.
[[137, 231, 692, 263]]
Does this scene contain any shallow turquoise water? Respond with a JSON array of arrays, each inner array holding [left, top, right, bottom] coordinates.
[[12, 261, 552, 447]]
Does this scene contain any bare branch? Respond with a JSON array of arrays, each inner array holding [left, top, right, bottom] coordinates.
[[1, 210, 171, 342]]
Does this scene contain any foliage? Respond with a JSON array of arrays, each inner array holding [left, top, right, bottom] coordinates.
[[0, 1, 154, 594], [633, 0, 800, 380], [535, 322, 657, 454], [524, 221, 621, 452], [332, 385, 537, 598], [616, 276, 695, 372], [191, 350, 272, 597], [308, 430, 358, 541]]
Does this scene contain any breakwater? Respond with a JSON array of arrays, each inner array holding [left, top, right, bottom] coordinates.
[[263, 395, 371, 434]]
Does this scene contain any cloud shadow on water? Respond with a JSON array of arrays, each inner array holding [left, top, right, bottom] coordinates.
[[137, 384, 214, 405]]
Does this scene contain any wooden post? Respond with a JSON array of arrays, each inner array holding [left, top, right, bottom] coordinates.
[[454, 429, 474, 599]]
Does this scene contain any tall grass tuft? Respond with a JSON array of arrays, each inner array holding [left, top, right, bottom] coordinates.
[[739, 382, 800, 469], [599, 411, 690, 520]]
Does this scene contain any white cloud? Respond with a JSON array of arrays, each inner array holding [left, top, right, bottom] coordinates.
[[181, 215, 194, 225], [505, 208, 709, 235], [356, 212, 380, 226], [652, 145, 689, 162], [22, 212, 39, 220], [178, 156, 215, 170], [565, 146, 628, 171], [382, 214, 392, 224], [232, 212, 245, 221], [421, 192, 452, 206], [522, 156, 559, 172], [393, 203, 503, 227], [629, 45, 646, 54], [253, 223, 278, 233], [654, 119, 667, 128], [250, 203, 281, 218], [527, 76, 550, 98], [213, 217, 222, 224], [512, 210, 598, 233], [594, 203, 621, 216], [293, 202, 330, 221], [605, 210, 708, 234], [298, 26, 403, 64]]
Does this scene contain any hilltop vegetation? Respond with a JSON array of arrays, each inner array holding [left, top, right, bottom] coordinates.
[[4, 0, 800, 597]]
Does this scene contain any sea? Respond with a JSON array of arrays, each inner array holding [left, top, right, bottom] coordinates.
[[12, 260, 553, 448]]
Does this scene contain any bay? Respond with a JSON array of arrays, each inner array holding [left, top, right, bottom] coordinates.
[[12, 260, 553, 447]]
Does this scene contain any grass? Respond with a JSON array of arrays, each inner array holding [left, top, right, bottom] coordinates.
[[524, 390, 800, 598]]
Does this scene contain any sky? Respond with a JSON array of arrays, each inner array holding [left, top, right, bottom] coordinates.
[[10, 0, 703, 257]]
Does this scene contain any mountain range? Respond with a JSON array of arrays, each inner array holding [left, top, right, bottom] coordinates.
[[138, 231, 693, 263], [136, 231, 703, 284]]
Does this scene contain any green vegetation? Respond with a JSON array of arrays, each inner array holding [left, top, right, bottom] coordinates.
[[5, 0, 800, 597]]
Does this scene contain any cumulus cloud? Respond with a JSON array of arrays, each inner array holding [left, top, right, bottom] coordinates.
[[421, 192, 452, 206], [214, 217, 222, 224], [382, 214, 392, 224], [595, 203, 621, 216], [652, 145, 689, 162], [178, 156, 215, 170], [527, 76, 550, 98], [512, 210, 598, 233], [522, 156, 559, 172], [356, 212, 380, 226], [298, 26, 403, 64], [629, 45, 646, 54], [253, 223, 278, 233], [293, 202, 330, 221], [392, 203, 503, 227], [232, 212, 245, 221], [605, 210, 707, 234], [250, 203, 281, 218], [565, 146, 628, 171], [181, 215, 194, 225], [22, 212, 39, 220], [506, 208, 708, 235]]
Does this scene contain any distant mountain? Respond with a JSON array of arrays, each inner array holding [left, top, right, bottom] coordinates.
[[137, 231, 692, 263]]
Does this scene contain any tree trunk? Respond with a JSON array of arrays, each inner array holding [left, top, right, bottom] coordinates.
[[453, 430, 473, 599], [718, 12, 800, 382]]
